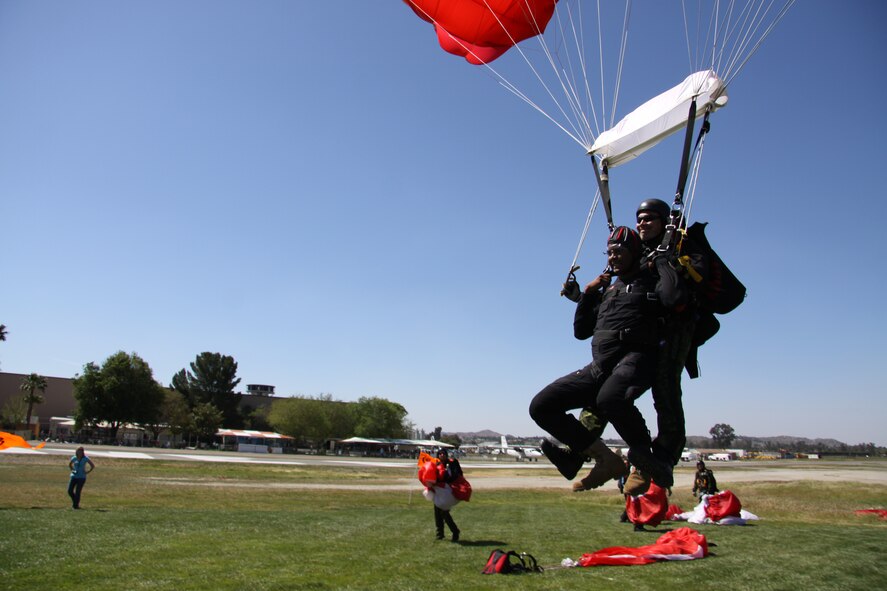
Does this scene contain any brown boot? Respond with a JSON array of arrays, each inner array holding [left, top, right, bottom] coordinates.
[[572, 441, 629, 492], [622, 470, 651, 496]]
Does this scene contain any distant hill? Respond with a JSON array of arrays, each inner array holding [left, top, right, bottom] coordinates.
[[686, 434, 851, 449]]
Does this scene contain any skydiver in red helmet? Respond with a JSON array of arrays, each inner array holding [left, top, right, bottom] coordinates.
[[570, 199, 711, 494], [530, 226, 687, 490]]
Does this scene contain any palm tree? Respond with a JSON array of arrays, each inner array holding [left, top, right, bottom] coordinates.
[[0, 324, 6, 369], [20, 373, 48, 433]]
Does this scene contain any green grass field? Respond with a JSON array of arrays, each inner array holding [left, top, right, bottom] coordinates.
[[2, 454, 885, 591]]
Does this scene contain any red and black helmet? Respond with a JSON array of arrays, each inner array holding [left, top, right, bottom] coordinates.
[[607, 226, 642, 257]]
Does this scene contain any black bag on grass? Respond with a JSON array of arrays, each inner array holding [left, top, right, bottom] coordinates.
[[482, 549, 542, 574]]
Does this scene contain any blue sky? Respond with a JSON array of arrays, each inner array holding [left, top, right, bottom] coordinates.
[[2, 1, 885, 445]]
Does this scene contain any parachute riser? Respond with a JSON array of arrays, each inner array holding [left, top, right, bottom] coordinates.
[[657, 98, 706, 255], [589, 155, 615, 232]]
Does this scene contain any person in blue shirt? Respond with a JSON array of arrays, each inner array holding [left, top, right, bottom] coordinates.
[[68, 446, 95, 509]]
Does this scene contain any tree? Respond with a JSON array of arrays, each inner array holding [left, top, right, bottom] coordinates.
[[241, 404, 272, 431], [161, 389, 192, 439], [0, 396, 27, 429], [20, 373, 47, 432], [268, 394, 356, 446], [709, 423, 736, 448], [172, 352, 242, 427], [352, 397, 410, 439], [191, 402, 224, 445], [73, 351, 165, 439], [440, 433, 462, 448], [0, 323, 6, 369]]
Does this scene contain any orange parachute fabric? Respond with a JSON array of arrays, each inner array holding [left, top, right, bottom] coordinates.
[[0, 431, 46, 450], [404, 0, 557, 65]]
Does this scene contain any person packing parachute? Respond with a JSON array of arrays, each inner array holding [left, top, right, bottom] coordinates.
[[418, 449, 471, 542], [529, 226, 687, 490]]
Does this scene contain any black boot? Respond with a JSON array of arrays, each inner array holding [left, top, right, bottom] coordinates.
[[627, 447, 674, 489], [541, 439, 586, 480]]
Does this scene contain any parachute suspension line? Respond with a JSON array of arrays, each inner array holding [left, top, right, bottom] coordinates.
[[709, 0, 728, 75], [683, 120, 710, 225], [544, 1, 597, 148], [493, 78, 589, 149], [476, 1, 596, 150], [609, 0, 632, 129], [721, 0, 796, 88], [564, 0, 600, 144], [717, 0, 765, 80], [565, 188, 603, 284], [673, 108, 712, 238], [686, 0, 742, 77], [596, 0, 607, 133], [405, 1, 592, 149], [682, 0, 724, 86], [674, 98, 698, 208], [681, 0, 707, 76]]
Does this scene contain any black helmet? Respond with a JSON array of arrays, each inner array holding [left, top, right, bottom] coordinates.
[[636, 198, 671, 222], [607, 226, 642, 257]]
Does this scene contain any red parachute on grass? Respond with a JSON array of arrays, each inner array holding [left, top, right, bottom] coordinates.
[[579, 527, 708, 567], [625, 481, 670, 528]]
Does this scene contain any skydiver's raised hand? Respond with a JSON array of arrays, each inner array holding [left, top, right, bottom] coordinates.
[[586, 272, 612, 293], [561, 277, 582, 302]]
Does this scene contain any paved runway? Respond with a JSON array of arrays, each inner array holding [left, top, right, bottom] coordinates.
[[4, 444, 885, 490]]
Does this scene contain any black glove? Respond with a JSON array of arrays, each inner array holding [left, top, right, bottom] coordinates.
[[561, 278, 581, 302]]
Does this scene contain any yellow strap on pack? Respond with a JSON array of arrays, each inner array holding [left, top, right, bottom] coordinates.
[[678, 255, 703, 283]]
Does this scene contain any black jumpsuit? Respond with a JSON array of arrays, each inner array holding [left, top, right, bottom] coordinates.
[[529, 257, 686, 455]]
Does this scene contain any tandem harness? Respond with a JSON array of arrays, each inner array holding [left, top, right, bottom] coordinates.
[[593, 324, 660, 346], [596, 284, 664, 346]]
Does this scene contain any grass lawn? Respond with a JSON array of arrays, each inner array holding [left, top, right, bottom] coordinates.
[[1, 454, 885, 590]]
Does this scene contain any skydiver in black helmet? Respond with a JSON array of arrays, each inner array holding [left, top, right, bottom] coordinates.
[[633, 198, 710, 491], [530, 226, 686, 491]]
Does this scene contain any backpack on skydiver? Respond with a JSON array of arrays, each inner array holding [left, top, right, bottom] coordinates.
[[481, 549, 543, 574], [674, 222, 747, 377], [682, 221, 746, 315]]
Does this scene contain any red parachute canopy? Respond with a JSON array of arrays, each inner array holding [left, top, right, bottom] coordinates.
[[404, 0, 558, 65]]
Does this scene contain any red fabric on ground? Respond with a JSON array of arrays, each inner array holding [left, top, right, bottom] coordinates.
[[579, 527, 708, 567]]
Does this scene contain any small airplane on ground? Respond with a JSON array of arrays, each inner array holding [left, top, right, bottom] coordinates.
[[494, 436, 543, 462]]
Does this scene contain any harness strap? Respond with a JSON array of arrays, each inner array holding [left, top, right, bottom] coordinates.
[[678, 255, 703, 283], [594, 326, 659, 345]]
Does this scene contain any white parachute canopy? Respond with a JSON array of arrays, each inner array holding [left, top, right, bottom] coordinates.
[[589, 70, 728, 168]]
